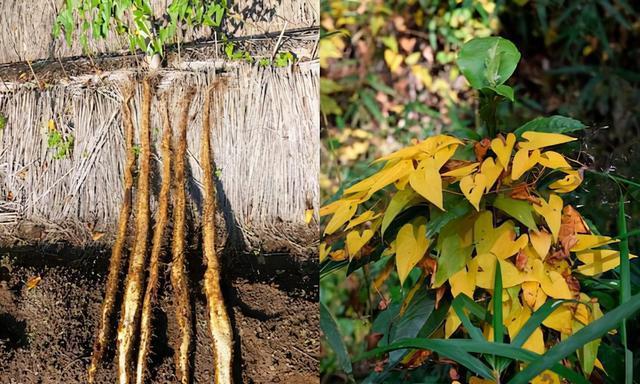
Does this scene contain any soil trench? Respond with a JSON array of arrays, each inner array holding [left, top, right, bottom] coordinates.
[[0, 245, 319, 383]]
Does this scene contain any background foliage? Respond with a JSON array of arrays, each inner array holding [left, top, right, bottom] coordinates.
[[321, 0, 640, 382]]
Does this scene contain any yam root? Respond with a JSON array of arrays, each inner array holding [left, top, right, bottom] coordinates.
[[116, 78, 153, 384], [171, 87, 196, 384], [135, 98, 173, 384], [88, 86, 136, 384], [201, 84, 234, 383]]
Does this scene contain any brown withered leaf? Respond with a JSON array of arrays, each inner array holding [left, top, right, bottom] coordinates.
[[366, 332, 384, 351], [560, 234, 578, 256], [402, 350, 432, 369], [510, 183, 541, 205], [449, 367, 461, 380], [441, 160, 476, 175], [564, 273, 581, 298], [399, 37, 417, 53], [558, 205, 590, 240], [515, 249, 528, 271], [474, 138, 491, 162], [419, 257, 437, 275], [26, 275, 41, 290]]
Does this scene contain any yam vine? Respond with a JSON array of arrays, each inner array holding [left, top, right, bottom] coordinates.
[[320, 36, 638, 383]]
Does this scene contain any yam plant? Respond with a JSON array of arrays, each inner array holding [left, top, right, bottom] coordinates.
[[320, 37, 640, 383]]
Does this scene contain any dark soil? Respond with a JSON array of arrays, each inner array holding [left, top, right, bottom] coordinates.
[[0, 245, 318, 383]]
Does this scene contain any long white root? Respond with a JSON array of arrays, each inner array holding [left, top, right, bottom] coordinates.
[[135, 97, 173, 384], [201, 83, 234, 384], [116, 78, 152, 384], [88, 85, 136, 384]]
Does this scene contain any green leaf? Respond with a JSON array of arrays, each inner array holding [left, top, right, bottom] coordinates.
[[513, 115, 586, 136], [382, 188, 422, 237], [457, 37, 521, 90], [388, 287, 435, 364], [320, 301, 352, 375], [494, 194, 537, 231], [487, 84, 514, 101], [433, 216, 474, 287], [426, 194, 472, 238], [509, 290, 640, 384]]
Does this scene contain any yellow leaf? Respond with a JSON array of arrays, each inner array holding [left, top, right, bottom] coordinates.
[[531, 370, 561, 384], [445, 308, 462, 338], [409, 158, 444, 210], [48, 119, 56, 132], [460, 173, 487, 211], [571, 234, 617, 252], [344, 160, 413, 195], [529, 230, 552, 259], [411, 65, 433, 88], [384, 49, 404, 73], [519, 131, 577, 150], [538, 151, 571, 169], [511, 149, 540, 180], [319, 192, 366, 216], [345, 210, 382, 230], [373, 135, 462, 164], [522, 281, 541, 308], [324, 201, 358, 235], [433, 144, 458, 169], [304, 209, 314, 224], [404, 51, 422, 65], [491, 133, 516, 169], [395, 222, 429, 285], [319, 243, 330, 262], [329, 249, 347, 261], [441, 162, 479, 177], [480, 157, 503, 192], [576, 249, 637, 276], [449, 258, 477, 298], [533, 194, 563, 241], [469, 377, 496, 384], [346, 229, 374, 258], [475, 253, 524, 289], [506, 307, 545, 354], [531, 260, 573, 299], [543, 303, 573, 334], [549, 169, 583, 193]]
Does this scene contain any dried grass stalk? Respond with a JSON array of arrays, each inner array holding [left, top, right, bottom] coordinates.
[[116, 78, 153, 384], [88, 85, 136, 384], [171, 87, 196, 384], [135, 97, 173, 384], [201, 84, 234, 383]]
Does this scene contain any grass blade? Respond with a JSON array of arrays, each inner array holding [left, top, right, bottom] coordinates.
[[493, 261, 504, 343], [509, 290, 640, 384], [320, 301, 353, 375], [451, 295, 485, 342], [355, 339, 494, 380], [356, 338, 589, 384], [512, 299, 567, 348], [618, 193, 632, 384]]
